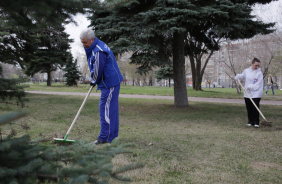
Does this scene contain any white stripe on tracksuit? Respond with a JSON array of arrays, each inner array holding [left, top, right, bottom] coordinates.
[[92, 51, 99, 82], [97, 45, 103, 51], [105, 87, 114, 141]]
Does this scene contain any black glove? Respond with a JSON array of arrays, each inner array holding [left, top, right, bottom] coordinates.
[[90, 82, 96, 87]]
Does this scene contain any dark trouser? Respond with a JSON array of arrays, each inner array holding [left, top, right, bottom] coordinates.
[[244, 98, 261, 125], [265, 84, 275, 94]]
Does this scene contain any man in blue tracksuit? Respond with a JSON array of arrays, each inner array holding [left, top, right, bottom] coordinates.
[[80, 29, 123, 144]]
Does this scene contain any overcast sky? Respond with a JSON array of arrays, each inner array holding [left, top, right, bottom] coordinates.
[[64, 13, 90, 59], [252, 0, 282, 24], [65, 0, 282, 60]]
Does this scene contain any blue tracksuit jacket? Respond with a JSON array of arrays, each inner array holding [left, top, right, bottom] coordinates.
[[84, 38, 123, 142]]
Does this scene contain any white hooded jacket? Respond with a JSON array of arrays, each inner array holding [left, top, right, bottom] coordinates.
[[236, 66, 263, 98]]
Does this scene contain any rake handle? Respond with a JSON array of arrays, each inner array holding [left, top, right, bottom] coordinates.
[[237, 80, 267, 121], [66, 85, 94, 135]]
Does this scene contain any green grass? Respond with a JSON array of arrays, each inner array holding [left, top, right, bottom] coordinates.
[[1, 94, 282, 183], [26, 82, 282, 100]]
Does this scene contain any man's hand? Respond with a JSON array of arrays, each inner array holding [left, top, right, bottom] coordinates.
[[90, 83, 96, 87]]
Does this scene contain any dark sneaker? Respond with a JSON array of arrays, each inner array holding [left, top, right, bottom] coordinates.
[[93, 139, 109, 145], [88, 139, 109, 145]]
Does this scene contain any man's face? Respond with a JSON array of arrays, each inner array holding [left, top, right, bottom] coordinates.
[[251, 61, 260, 70], [81, 37, 94, 48]]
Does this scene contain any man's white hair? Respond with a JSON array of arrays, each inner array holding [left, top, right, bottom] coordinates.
[[80, 29, 95, 40]]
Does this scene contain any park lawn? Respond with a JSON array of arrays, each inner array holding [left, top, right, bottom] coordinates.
[[1, 93, 282, 183], [26, 82, 282, 100]]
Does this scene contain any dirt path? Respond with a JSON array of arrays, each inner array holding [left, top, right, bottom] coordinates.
[[26, 91, 282, 106]]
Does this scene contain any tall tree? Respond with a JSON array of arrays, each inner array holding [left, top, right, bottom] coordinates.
[[24, 26, 72, 86], [0, 65, 27, 107], [185, 0, 275, 90], [0, 112, 143, 184], [89, 0, 275, 107], [0, 0, 86, 65], [64, 56, 81, 86], [0, 0, 86, 86], [155, 67, 174, 87]]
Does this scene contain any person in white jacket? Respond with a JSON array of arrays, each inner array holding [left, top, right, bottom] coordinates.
[[235, 58, 263, 128]]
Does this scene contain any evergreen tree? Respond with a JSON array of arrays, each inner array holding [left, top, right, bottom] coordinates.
[[0, 112, 143, 184], [0, 65, 28, 107], [64, 56, 81, 86], [155, 67, 174, 87], [0, 0, 86, 65], [24, 26, 72, 86], [89, 0, 275, 107], [0, 0, 86, 100], [182, 0, 275, 90]]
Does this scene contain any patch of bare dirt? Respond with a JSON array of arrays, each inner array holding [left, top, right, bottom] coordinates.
[[251, 161, 282, 171]]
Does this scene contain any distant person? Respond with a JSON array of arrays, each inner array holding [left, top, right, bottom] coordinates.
[[80, 29, 123, 144], [235, 58, 263, 128], [207, 80, 211, 88], [265, 74, 275, 95]]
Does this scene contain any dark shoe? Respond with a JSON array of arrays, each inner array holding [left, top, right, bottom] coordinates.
[[88, 139, 108, 145], [93, 139, 109, 145]]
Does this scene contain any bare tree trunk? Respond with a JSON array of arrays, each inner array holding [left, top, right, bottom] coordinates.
[[189, 44, 202, 91], [149, 77, 153, 86], [173, 32, 188, 107], [262, 55, 274, 79], [189, 38, 221, 91], [220, 41, 245, 94], [194, 57, 202, 90], [234, 81, 241, 93], [189, 55, 196, 89], [47, 71, 51, 86], [194, 51, 214, 90]]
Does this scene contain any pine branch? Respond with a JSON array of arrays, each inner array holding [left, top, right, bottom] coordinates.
[[0, 112, 28, 126], [0, 130, 142, 183], [105, 0, 133, 9], [36, 174, 59, 182]]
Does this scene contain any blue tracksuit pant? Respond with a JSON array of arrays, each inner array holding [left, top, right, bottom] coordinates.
[[98, 84, 120, 142]]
